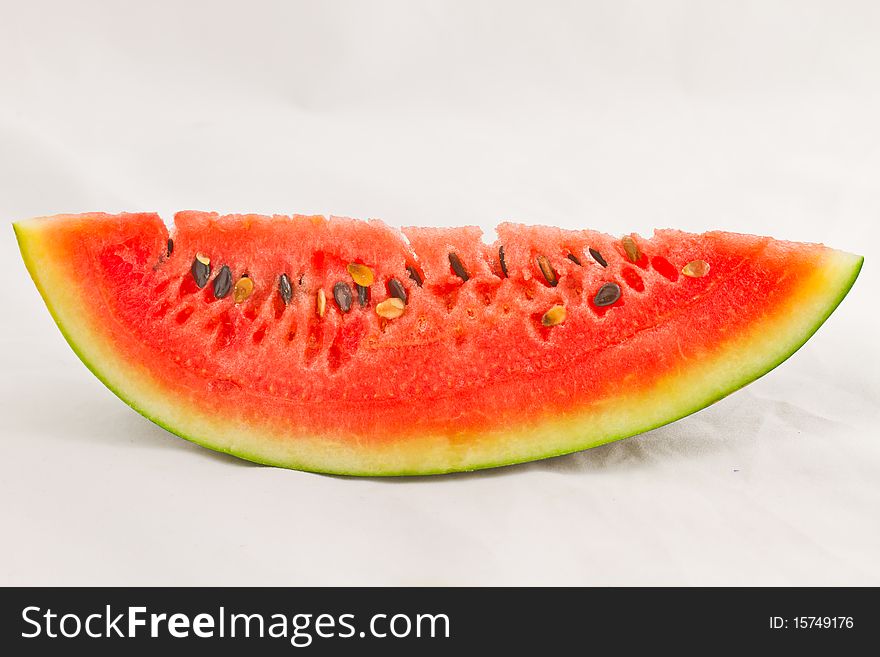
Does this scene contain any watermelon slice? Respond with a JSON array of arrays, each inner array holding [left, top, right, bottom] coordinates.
[[14, 212, 861, 476]]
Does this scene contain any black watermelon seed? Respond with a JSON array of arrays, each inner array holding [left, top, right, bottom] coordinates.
[[537, 255, 558, 286], [567, 252, 582, 266], [588, 247, 608, 268], [449, 252, 469, 282], [406, 265, 423, 287], [388, 278, 407, 304], [191, 257, 211, 288], [279, 273, 293, 305], [356, 283, 370, 307], [499, 246, 509, 277], [594, 282, 621, 307], [213, 265, 232, 299], [333, 282, 353, 313], [166, 239, 174, 257]]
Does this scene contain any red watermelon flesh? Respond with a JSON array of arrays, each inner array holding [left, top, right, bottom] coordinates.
[[14, 212, 862, 475]]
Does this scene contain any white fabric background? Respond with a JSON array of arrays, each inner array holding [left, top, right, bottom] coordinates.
[[1, 0, 878, 585]]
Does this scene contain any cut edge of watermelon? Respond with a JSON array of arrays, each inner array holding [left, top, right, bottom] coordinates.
[[14, 217, 863, 476]]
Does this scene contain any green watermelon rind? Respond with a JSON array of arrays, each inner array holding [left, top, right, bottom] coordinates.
[[14, 220, 863, 476]]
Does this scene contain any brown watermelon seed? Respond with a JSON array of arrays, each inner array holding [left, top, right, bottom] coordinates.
[[376, 297, 405, 319], [594, 282, 621, 307], [682, 260, 710, 278], [279, 273, 293, 305], [191, 255, 211, 288], [388, 278, 407, 304], [406, 265, 423, 287], [213, 265, 232, 299], [541, 304, 566, 327], [588, 247, 608, 268], [333, 281, 353, 313], [537, 255, 558, 287], [356, 283, 370, 307], [166, 239, 174, 257], [499, 246, 509, 277], [621, 236, 641, 263], [567, 252, 582, 266], [234, 275, 254, 303], [347, 262, 374, 287], [316, 289, 327, 317], [449, 252, 469, 282]]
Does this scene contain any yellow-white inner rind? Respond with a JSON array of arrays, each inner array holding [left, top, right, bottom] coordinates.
[[14, 217, 863, 476]]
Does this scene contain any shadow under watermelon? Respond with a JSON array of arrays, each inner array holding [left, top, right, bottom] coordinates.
[[24, 376, 845, 478]]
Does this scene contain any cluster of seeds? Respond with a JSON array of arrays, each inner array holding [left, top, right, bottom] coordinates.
[[183, 235, 711, 333], [189, 255, 256, 306], [338, 263, 410, 319], [505, 238, 708, 325]]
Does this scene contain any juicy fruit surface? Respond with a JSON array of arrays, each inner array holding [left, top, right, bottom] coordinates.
[[15, 212, 862, 475]]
